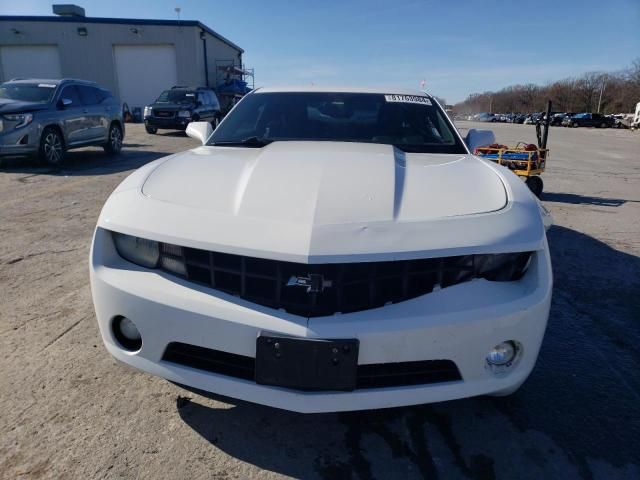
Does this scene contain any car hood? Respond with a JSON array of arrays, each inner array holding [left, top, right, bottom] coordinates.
[[0, 98, 50, 114], [142, 141, 506, 222], [150, 103, 194, 111], [101, 141, 545, 262]]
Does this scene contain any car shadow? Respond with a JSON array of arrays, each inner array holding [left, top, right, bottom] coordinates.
[[122, 143, 152, 148], [543, 192, 639, 207], [156, 130, 188, 137], [174, 225, 640, 479], [0, 148, 171, 176]]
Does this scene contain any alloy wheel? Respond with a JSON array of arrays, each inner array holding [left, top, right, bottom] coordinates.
[[110, 126, 123, 152], [44, 132, 63, 164]]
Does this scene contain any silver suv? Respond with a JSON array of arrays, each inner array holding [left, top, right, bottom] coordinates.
[[0, 78, 124, 165]]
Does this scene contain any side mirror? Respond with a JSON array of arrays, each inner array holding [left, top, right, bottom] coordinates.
[[465, 128, 496, 152], [186, 121, 213, 145], [59, 98, 73, 109]]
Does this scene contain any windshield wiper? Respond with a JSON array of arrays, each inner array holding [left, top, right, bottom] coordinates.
[[211, 136, 273, 148]]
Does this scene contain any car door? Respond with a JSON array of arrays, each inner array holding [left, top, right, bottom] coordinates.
[[77, 85, 108, 141], [210, 91, 221, 118], [196, 92, 209, 120], [586, 114, 595, 127], [592, 114, 606, 127], [57, 85, 89, 146]]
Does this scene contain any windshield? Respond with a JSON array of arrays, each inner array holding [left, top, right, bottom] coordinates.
[[0, 83, 57, 103], [209, 92, 467, 153], [155, 89, 197, 104]]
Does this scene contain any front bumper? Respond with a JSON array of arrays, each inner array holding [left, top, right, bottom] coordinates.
[[0, 123, 39, 157], [145, 116, 190, 130], [90, 227, 552, 413]]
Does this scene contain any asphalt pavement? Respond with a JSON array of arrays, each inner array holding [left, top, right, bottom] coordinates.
[[0, 122, 638, 479]]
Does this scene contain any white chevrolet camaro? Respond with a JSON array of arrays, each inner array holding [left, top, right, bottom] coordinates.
[[90, 87, 552, 413]]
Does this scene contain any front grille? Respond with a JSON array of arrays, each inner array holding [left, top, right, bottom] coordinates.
[[153, 109, 175, 118], [162, 342, 462, 390], [159, 244, 531, 318]]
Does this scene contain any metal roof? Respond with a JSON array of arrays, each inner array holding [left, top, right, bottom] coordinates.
[[0, 15, 244, 53], [4, 77, 97, 85]]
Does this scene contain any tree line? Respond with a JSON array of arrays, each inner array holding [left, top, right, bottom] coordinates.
[[453, 59, 640, 115]]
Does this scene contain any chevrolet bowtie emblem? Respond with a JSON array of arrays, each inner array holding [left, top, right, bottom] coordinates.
[[286, 274, 333, 293]]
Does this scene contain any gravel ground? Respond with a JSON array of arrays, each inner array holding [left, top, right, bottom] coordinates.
[[1, 123, 639, 480]]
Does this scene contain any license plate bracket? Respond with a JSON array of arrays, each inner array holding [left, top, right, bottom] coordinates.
[[255, 335, 359, 391]]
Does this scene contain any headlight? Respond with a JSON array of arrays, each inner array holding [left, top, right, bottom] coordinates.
[[111, 232, 187, 276], [112, 232, 160, 268], [159, 243, 187, 276], [143, 106, 152, 117], [177, 110, 192, 118], [474, 252, 532, 281], [4, 113, 33, 128]]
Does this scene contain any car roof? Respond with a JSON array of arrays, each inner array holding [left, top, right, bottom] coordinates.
[[4, 78, 98, 87], [170, 86, 213, 91], [254, 85, 433, 97]]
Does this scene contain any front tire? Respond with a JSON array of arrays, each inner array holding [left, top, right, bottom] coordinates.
[[599, 122, 607, 128], [103, 123, 123, 155], [145, 125, 158, 134], [526, 176, 544, 198], [39, 127, 65, 166]]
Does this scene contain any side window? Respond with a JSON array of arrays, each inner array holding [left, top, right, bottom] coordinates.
[[95, 88, 111, 104], [77, 85, 100, 105], [209, 91, 220, 109], [60, 85, 82, 106], [198, 92, 208, 106]]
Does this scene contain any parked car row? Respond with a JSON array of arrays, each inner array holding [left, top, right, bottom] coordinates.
[[0, 76, 234, 165], [0, 77, 124, 165], [457, 110, 632, 129]]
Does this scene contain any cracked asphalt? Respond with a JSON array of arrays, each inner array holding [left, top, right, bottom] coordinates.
[[1, 123, 639, 479]]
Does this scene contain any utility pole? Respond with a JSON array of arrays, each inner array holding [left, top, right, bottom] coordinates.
[[597, 76, 607, 113]]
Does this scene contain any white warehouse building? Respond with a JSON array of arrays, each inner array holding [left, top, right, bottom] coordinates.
[[0, 4, 245, 110]]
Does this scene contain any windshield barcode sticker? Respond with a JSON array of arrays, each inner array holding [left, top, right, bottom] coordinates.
[[38, 83, 57, 88], [384, 94, 431, 105]]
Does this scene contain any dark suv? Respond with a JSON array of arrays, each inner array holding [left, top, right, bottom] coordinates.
[[563, 113, 615, 128], [0, 78, 124, 165], [144, 86, 221, 134]]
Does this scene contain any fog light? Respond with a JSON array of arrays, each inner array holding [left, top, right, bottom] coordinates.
[[119, 317, 141, 341], [113, 316, 142, 351], [487, 341, 517, 366]]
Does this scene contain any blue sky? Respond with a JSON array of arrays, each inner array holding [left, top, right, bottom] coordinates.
[[5, 0, 640, 103]]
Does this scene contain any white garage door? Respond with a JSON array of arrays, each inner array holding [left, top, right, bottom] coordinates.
[[114, 45, 177, 109], [0, 45, 62, 81]]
